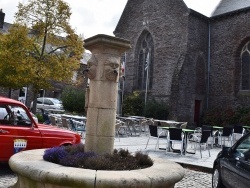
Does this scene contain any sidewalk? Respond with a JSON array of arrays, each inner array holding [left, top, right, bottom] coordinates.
[[112, 135, 222, 172]]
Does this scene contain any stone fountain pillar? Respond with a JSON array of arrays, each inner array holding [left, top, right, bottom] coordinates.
[[84, 34, 131, 154]]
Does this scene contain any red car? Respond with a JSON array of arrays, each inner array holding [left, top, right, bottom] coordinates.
[[0, 96, 81, 162]]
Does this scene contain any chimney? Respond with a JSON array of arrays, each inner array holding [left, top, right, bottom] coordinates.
[[0, 9, 5, 29]]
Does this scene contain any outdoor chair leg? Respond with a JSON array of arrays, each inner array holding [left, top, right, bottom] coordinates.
[[208, 144, 211, 157], [200, 145, 202, 158], [180, 144, 183, 156], [145, 137, 150, 149], [155, 138, 159, 150], [116, 131, 120, 142], [166, 140, 171, 152], [194, 142, 197, 154]]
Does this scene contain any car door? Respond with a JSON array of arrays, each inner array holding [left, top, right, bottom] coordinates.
[[221, 134, 250, 188], [0, 104, 42, 162], [234, 134, 250, 188], [43, 98, 53, 109], [220, 152, 240, 188], [36, 98, 43, 109]]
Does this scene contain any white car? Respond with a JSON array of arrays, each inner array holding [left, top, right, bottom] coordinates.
[[30, 97, 63, 111]]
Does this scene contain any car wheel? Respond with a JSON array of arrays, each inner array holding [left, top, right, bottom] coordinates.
[[212, 165, 225, 188]]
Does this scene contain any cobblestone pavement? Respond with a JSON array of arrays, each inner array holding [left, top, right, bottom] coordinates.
[[175, 168, 212, 188], [0, 164, 17, 188], [0, 164, 212, 188]]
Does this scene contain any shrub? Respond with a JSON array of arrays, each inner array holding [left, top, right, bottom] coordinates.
[[144, 99, 169, 119], [61, 87, 85, 114], [122, 91, 144, 116], [122, 91, 169, 119], [35, 113, 44, 123], [202, 108, 223, 126], [202, 106, 250, 126], [43, 144, 153, 170]]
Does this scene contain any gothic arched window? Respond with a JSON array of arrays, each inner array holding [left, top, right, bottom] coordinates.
[[136, 31, 154, 90], [241, 41, 250, 90]]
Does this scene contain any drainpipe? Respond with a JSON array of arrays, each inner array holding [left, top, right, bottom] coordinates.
[[207, 21, 211, 109]]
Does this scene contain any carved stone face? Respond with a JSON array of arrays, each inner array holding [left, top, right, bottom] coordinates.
[[104, 57, 120, 82], [87, 55, 98, 80]]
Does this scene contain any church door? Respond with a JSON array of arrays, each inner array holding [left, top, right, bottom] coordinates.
[[194, 100, 201, 125]]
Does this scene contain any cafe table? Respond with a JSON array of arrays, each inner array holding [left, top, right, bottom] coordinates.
[[182, 128, 196, 154], [243, 125, 250, 129], [212, 126, 223, 130], [154, 120, 181, 127], [243, 125, 250, 134], [161, 127, 195, 155], [203, 126, 223, 148], [61, 114, 87, 122]]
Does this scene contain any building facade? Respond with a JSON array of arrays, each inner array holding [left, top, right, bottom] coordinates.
[[114, 0, 250, 124]]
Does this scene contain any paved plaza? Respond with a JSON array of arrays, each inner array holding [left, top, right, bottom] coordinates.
[[114, 134, 221, 169], [113, 135, 218, 188], [0, 134, 221, 188]]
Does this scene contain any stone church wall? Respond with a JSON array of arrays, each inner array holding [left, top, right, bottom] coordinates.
[[115, 0, 250, 123], [170, 12, 209, 123], [209, 11, 250, 109], [115, 0, 190, 105], [115, 0, 209, 122]]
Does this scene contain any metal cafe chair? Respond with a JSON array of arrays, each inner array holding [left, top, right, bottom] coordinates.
[[145, 125, 167, 150], [202, 125, 215, 148], [69, 119, 85, 138], [48, 115, 61, 127], [167, 128, 184, 155], [233, 124, 244, 143], [189, 130, 211, 158], [115, 120, 128, 141], [219, 126, 233, 147], [125, 118, 141, 136], [61, 117, 71, 129]]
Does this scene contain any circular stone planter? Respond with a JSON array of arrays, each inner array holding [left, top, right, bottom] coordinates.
[[9, 149, 185, 188]]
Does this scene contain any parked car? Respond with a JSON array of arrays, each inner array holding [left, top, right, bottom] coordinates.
[[212, 132, 250, 188], [0, 96, 81, 162], [30, 97, 63, 111]]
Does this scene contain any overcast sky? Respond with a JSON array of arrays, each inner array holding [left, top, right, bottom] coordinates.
[[0, 0, 221, 38]]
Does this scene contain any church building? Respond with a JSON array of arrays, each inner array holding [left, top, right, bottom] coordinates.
[[114, 0, 250, 124]]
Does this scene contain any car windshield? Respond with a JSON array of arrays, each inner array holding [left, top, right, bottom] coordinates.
[[11, 107, 30, 121], [235, 134, 250, 158], [50, 98, 62, 104], [0, 104, 32, 126]]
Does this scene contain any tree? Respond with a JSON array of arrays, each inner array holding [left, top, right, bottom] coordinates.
[[0, 0, 84, 113], [0, 24, 35, 91]]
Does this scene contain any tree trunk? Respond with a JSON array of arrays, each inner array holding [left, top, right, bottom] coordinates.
[[31, 91, 38, 114], [8, 88, 12, 98]]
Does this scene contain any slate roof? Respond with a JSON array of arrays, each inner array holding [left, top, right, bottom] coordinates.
[[211, 0, 250, 17]]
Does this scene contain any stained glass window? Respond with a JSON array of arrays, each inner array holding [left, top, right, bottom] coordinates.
[[136, 31, 154, 90]]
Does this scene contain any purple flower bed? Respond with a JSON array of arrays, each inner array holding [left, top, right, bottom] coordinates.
[[43, 144, 153, 170]]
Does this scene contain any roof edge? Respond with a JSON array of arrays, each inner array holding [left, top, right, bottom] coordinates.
[[211, 6, 250, 20]]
